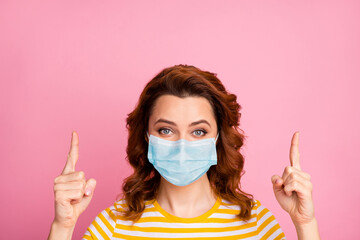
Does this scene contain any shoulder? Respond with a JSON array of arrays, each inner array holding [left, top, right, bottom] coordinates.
[[252, 199, 277, 222], [219, 198, 275, 220], [251, 199, 286, 239], [219, 198, 270, 217], [252, 199, 268, 216], [113, 197, 155, 212], [82, 199, 128, 240]]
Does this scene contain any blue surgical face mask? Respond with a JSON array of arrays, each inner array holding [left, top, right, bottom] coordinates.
[[147, 133, 219, 186]]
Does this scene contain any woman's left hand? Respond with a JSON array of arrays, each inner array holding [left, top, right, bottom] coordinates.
[[271, 131, 315, 227]]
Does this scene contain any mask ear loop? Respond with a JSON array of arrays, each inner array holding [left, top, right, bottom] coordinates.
[[215, 133, 219, 143], [145, 132, 150, 143]]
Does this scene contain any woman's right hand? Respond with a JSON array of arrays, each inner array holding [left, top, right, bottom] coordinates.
[[51, 131, 97, 230]]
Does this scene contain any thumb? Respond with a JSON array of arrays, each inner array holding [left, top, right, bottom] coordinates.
[[78, 178, 97, 213], [271, 175, 284, 195]]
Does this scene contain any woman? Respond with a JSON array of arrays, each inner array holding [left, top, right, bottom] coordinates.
[[48, 65, 320, 239]]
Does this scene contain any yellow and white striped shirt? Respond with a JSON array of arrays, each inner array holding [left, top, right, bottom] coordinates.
[[82, 196, 285, 240]]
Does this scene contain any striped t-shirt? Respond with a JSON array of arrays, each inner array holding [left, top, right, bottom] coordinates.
[[82, 196, 286, 240]]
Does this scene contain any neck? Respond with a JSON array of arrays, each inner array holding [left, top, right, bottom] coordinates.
[[156, 174, 218, 218]]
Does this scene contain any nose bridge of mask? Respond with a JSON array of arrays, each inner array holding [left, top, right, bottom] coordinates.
[[147, 132, 219, 143]]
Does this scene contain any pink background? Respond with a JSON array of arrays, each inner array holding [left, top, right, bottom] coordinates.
[[1, 0, 359, 239]]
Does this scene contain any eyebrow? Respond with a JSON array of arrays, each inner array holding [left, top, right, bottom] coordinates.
[[154, 118, 211, 128]]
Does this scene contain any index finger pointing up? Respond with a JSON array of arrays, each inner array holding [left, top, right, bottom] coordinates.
[[62, 131, 79, 175], [290, 131, 301, 170]]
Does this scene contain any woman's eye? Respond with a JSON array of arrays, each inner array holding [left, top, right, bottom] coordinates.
[[159, 128, 172, 135], [193, 130, 206, 136]]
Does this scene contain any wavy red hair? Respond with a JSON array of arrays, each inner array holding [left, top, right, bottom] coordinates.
[[118, 64, 253, 222]]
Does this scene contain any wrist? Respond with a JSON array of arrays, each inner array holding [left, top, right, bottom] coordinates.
[[293, 218, 320, 240], [48, 221, 75, 240], [293, 217, 317, 230]]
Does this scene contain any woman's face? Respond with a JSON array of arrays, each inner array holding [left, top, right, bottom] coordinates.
[[148, 94, 218, 141]]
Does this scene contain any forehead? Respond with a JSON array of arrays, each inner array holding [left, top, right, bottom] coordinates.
[[150, 95, 216, 122]]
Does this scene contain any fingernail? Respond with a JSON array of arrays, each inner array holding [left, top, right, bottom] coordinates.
[[275, 179, 280, 184], [85, 189, 92, 196]]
